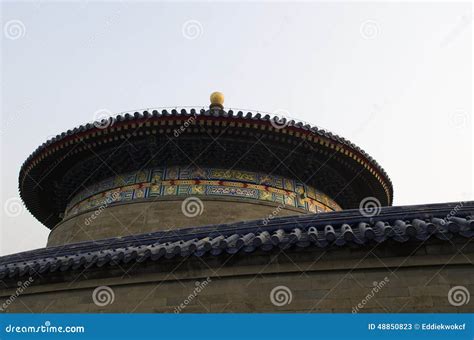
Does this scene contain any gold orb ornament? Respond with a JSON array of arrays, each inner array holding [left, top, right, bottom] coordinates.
[[210, 91, 224, 109]]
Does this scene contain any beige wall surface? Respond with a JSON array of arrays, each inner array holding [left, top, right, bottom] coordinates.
[[48, 198, 305, 246]]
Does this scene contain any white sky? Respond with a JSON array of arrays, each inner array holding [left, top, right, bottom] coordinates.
[[1, 1, 472, 256]]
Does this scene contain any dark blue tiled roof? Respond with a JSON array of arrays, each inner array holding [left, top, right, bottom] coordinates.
[[22, 108, 390, 181], [19, 107, 394, 229], [0, 201, 472, 279]]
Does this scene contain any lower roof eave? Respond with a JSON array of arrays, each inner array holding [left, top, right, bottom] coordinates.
[[0, 201, 472, 280]]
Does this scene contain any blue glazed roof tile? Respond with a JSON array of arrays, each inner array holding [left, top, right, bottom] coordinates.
[[0, 201, 472, 280]]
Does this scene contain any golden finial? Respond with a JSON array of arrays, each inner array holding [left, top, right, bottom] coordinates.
[[210, 91, 224, 109]]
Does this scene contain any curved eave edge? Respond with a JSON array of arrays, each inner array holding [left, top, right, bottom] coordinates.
[[18, 109, 394, 207], [21, 109, 392, 181], [0, 201, 472, 280]]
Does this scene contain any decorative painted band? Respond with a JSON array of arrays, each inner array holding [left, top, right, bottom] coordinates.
[[65, 167, 341, 217]]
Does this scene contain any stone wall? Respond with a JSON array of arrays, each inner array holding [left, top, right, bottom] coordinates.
[[2, 238, 472, 313]]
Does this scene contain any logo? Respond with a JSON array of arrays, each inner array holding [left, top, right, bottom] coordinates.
[[93, 109, 114, 129], [4, 20, 26, 40], [182, 20, 203, 40], [448, 286, 470, 306], [181, 197, 204, 218], [360, 20, 380, 40], [270, 109, 291, 130], [270, 285, 293, 307], [92, 286, 115, 307], [359, 197, 381, 217], [4, 197, 25, 217]]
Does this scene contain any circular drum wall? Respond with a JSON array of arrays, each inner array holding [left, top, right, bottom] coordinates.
[[48, 198, 306, 246]]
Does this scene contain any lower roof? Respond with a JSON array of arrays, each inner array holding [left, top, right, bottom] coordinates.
[[0, 201, 472, 280]]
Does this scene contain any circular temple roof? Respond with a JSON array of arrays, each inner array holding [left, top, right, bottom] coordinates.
[[19, 105, 393, 229]]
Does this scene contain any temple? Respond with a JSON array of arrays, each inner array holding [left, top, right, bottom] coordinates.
[[0, 93, 472, 313]]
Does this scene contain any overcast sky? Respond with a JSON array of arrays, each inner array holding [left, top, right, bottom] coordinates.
[[1, 1, 472, 256]]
